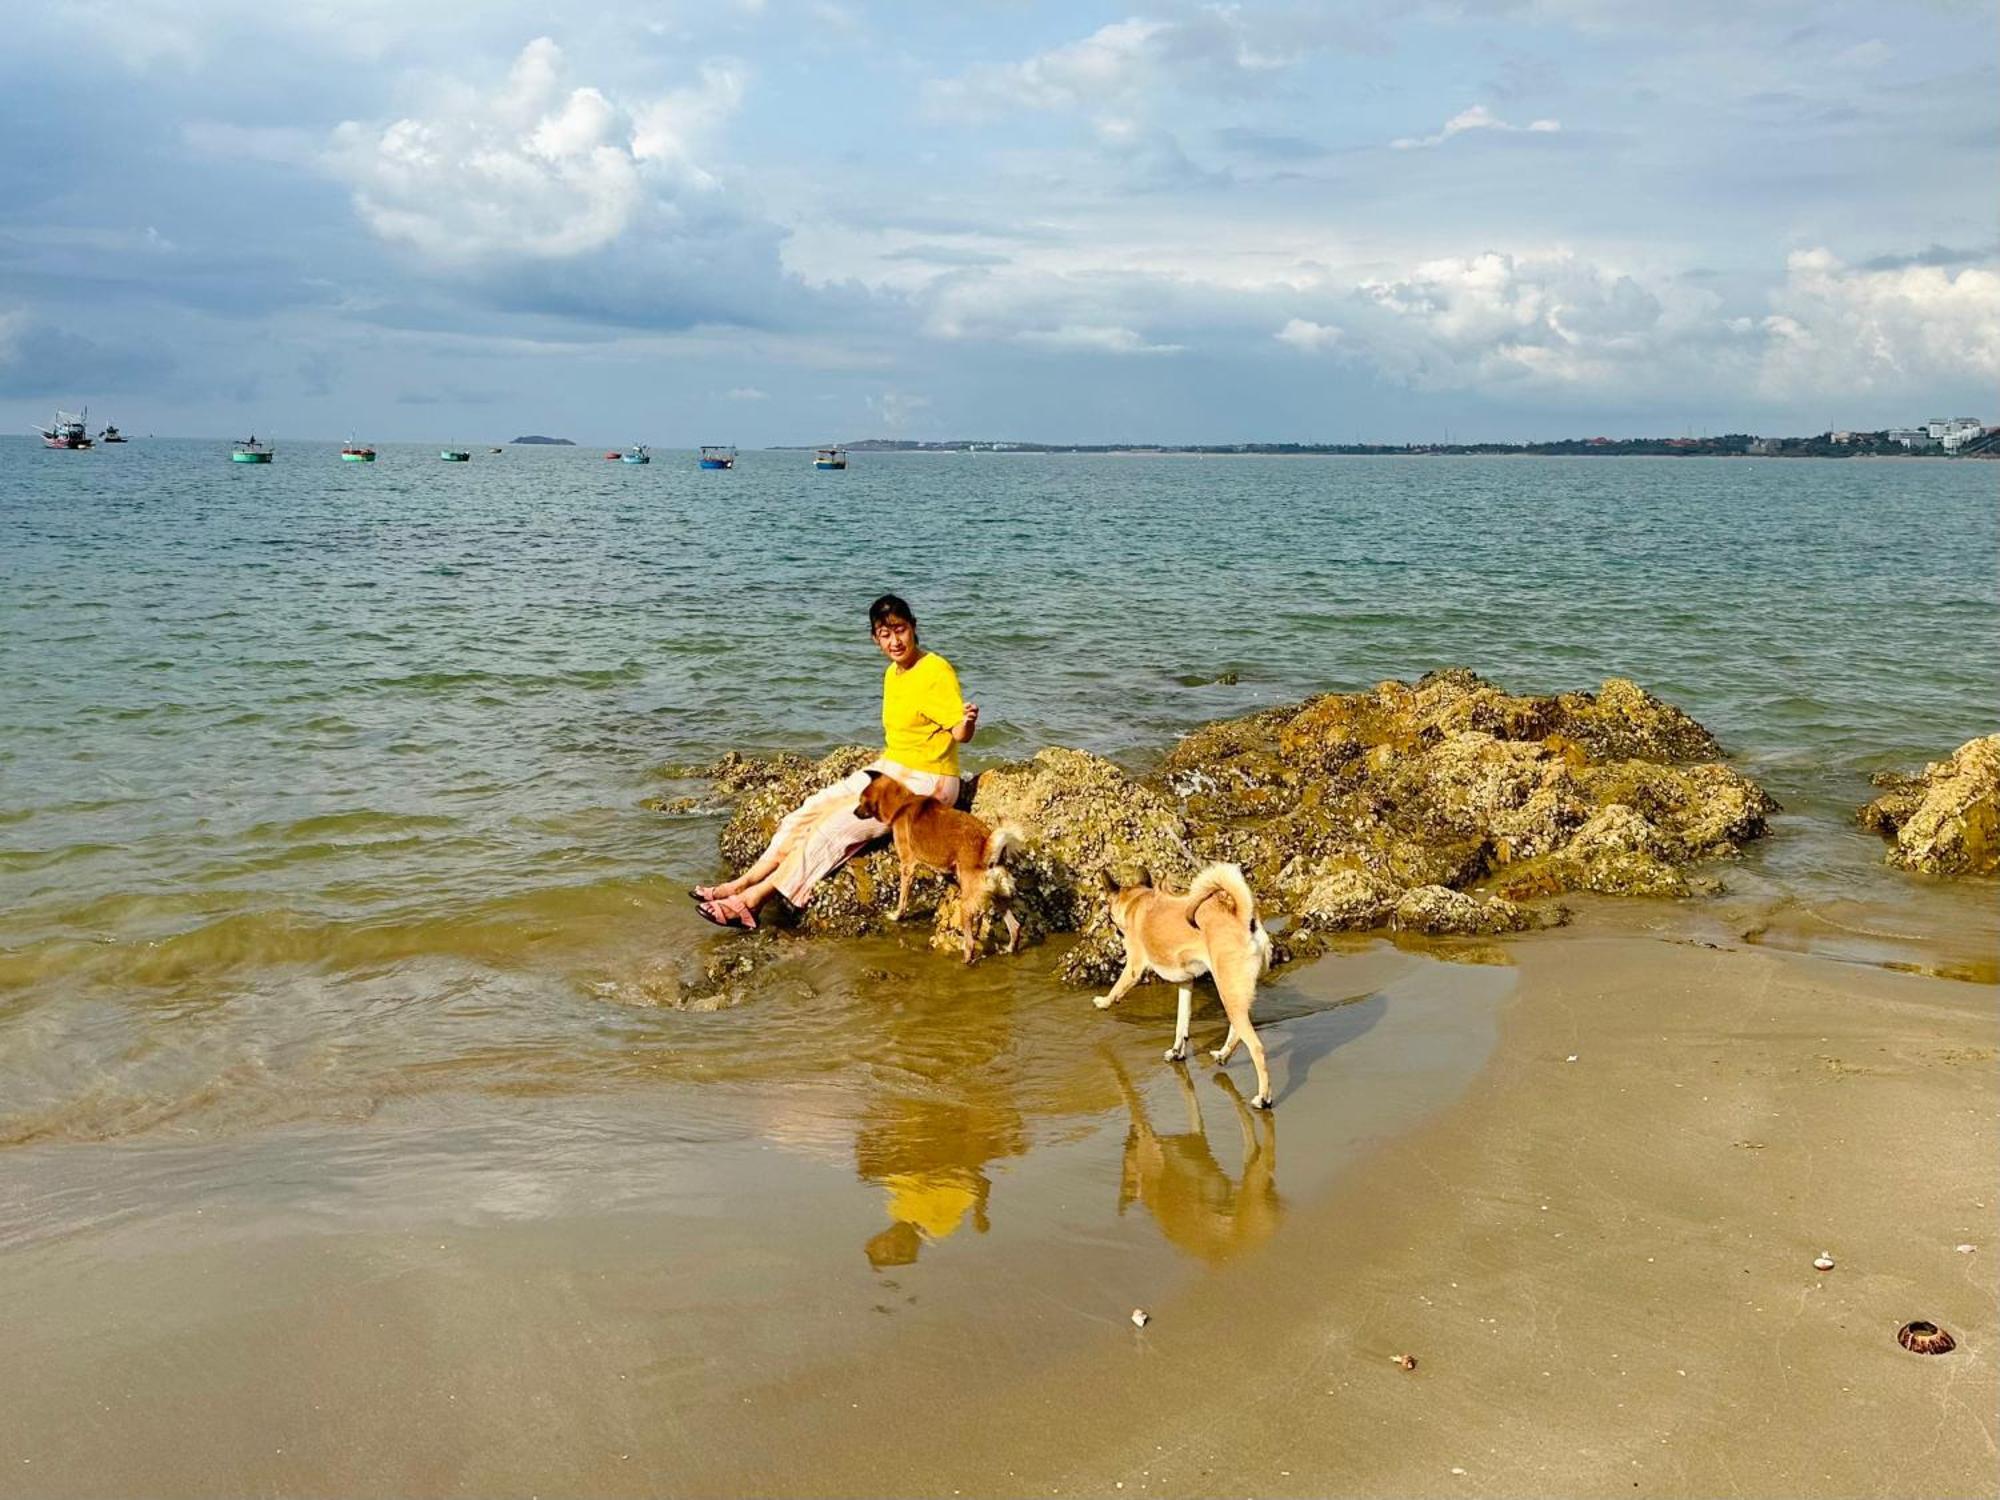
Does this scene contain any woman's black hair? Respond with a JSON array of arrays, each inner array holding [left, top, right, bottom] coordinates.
[[868, 593, 916, 633]]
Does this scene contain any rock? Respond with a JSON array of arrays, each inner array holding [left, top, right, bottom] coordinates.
[[1390, 885, 1560, 936], [1296, 867, 1401, 931], [1159, 671, 1770, 937], [967, 748, 1200, 981], [1859, 735, 2000, 877], [680, 670, 1770, 982], [1551, 677, 1723, 764]]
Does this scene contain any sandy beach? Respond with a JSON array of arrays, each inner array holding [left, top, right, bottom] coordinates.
[[4, 911, 1992, 1499]]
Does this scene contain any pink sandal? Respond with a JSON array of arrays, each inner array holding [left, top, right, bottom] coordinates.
[[696, 896, 758, 930]]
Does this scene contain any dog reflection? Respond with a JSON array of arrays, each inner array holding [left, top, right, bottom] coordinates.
[[1107, 1049, 1282, 1265]]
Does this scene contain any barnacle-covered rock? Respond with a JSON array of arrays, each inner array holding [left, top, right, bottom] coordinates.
[[1860, 735, 2000, 877], [680, 670, 1774, 981]]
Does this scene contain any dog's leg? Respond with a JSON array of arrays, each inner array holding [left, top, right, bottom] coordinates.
[[1164, 985, 1193, 1063], [890, 856, 915, 922], [1210, 1024, 1240, 1065], [1217, 973, 1272, 1109], [1093, 955, 1144, 1010], [961, 882, 981, 964], [1001, 907, 1021, 954]]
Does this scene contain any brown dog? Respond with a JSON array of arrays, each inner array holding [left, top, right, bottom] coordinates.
[[853, 771, 1023, 963], [1093, 863, 1276, 1108]]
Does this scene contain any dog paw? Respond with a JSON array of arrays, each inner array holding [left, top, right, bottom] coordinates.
[[1092, 995, 1114, 1010], [1164, 1044, 1188, 1064], [1208, 1048, 1227, 1062], [1251, 1093, 1273, 1111]]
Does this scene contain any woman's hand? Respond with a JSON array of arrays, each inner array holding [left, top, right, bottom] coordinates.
[[951, 702, 980, 743]]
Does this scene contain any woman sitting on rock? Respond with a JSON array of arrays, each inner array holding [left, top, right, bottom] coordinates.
[[693, 594, 979, 929]]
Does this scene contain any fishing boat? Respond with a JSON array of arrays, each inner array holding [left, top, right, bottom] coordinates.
[[698, 444, 737, 470], [620, 444, 651, 464], [440, 448, 471, 462], [339, 440, 377, 462], [813, 447, 847, 470], [98, 424, 128, 444], [231, 436, 274, 463], [38, 409, 92, 449], [488, 446, 503, 454]]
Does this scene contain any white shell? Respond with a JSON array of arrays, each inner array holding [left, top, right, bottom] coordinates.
[[1131, 1308, 1151, 1328], [1812, 1254, 1835, 1271]]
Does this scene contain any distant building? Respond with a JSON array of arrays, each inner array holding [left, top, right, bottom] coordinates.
[[1886, 427, 1936, 449]]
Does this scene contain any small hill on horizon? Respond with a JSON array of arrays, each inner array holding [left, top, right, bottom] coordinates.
[[510, 435, 575, 445]]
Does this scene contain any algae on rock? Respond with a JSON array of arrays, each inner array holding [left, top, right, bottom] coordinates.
[[1859, 735, 2000, 877]]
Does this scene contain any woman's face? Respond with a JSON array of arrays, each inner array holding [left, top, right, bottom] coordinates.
[[872, 614, 919, 668]]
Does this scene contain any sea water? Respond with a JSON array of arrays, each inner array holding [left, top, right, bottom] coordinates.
[[1, 437, 1994, 1165]]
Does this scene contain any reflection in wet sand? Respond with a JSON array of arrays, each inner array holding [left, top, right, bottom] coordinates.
[[1105, 1048, 1282, 1265], [851, 989, 1030, 1268], [856, 1094, 1028, 1267]]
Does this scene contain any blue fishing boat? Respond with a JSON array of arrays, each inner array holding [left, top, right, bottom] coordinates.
[[440, 448, 471, 462], [620, 444, 651, 464], [698, 444, 736, 470], [231, 436, 274, 463], [814, 447, 847, 470]]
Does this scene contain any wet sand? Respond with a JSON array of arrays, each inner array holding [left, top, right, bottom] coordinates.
[[2, 925, 1994, 1498]]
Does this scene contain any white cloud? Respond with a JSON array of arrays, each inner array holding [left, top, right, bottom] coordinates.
[[1390, 105, 1561, 150], [1759, 248, 2000, 398], [326, 38, 742, 264], [1276, 317, 1342, 351], [725, 385, 768, 399], [924, 10, 1295, 122], [1304, 250, 1747, 395], [1016, 324, 1184, 355]]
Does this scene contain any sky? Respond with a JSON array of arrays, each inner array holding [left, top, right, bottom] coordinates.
[[3, 1, 1995, 444]]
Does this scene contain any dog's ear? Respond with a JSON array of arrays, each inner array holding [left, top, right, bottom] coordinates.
[[1131, 866, 1152, 889], [1097, 867, 1121, 894], [862, 770, 883, 783]]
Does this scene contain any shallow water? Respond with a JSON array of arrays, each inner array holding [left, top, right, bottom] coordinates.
[[1, 440, 1994, 1206]]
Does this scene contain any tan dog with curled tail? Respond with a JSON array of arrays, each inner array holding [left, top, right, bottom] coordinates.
[[1093, 863, 1276, 1108]]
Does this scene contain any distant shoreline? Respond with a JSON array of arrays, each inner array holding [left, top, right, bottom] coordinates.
[[770, 442, 1990, 460]]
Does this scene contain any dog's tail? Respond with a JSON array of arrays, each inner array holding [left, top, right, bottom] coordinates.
[[1187, 862, 1257, 926], [983, 822, 1024, 868], [975, 822, 1024, 903]]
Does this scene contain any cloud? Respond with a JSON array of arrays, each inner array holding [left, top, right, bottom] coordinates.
[[924, 11, 1296, 122], [1759, 248, 2000, 397], [1277, 250, 1749, 399], [1016, 324, 1184, 356], [1390, 105, 1561, 150], [1275, 317, 1342, 351], [866, 390, 930, 430], [0, 306, 174, 396], [725, 385, 767, 399], [326, 38, 742, 265]]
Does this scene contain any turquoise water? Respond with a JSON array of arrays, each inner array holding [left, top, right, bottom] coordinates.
[[1, 438, 1995, 1152]]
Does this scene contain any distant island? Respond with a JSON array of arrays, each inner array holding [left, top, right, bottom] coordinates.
[[820, 422, 1993, 460], [510, 435, 575, 446]]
